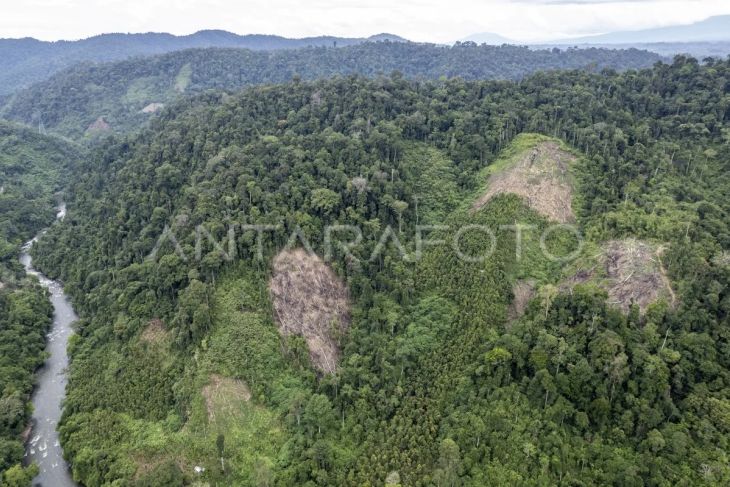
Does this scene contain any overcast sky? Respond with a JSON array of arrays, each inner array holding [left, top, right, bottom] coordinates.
[[1, 0, 729, 43]]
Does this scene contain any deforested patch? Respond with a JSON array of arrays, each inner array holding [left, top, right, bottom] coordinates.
[[473, 141, 576, 223], [174, 63, 192, 93], [202, 374, 251, 422], [269, 248, 350, 374], [141, 102, 165, 114], [564, 239, 675, 314], [508, 279, 537, 321], [140, 319, 169, 344], [86, 116, 111, 133]]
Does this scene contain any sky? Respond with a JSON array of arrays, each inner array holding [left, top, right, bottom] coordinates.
[[1, 0, 730, 43]]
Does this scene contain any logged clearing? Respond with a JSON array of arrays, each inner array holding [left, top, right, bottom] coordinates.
[[269, 248, 350, 374], [141, 102, 164, 114], [202, 374, 251, 422], [174, 63, 192, 93], [87, 116, 111, 133], [473, 140, 576, 223], [508, 279, 537, 321], [564, 239, 675, 313]]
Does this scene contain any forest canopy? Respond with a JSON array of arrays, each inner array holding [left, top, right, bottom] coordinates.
[[0, 42, 662, 139]]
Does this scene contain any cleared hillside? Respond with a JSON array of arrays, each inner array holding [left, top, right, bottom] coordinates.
[[473, 135, 577, 222]]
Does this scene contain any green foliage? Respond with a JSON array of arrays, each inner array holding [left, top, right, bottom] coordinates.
[[133, 460, 184, 487], [0, 121, 83, 246], [2, 463, 39, 487], [25, 57, 730, 485], [0, 122, 81, 483], [2, 44, 661, 139]]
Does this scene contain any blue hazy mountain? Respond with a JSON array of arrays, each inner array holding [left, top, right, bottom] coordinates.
[[460, 32, 515, 45], [553, 15, 730, 44], [462, 16, 730, 58]]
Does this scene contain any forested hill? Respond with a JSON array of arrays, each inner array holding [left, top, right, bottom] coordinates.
[[0, 121, 83, 247], [0, 42, 662, 139], [0, 31, 406, 96], [30, 57, 730, 486]]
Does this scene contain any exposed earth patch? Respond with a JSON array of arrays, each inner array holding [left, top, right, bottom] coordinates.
[[269, 248, 350, 374], [563, 238, 675, 313], [473, 140, 576, 223]]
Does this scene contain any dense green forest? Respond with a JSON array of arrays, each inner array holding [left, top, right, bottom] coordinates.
[[0, 43, 662, 139], [0, 122, 83, 484], [26, 56, 729, 486]]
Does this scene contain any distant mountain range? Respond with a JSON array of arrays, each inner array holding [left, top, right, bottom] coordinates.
[[462, 15, 730, 59], [460, 32, 514, 45], [0, 30, 407, 95], [464, 15, 730, 46], [554, 15, 730, 45], [3, 15, 729, 97]]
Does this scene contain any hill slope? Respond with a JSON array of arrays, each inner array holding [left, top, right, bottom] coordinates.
[[28, 57, 730, 486], [0, 121, 83, 246], [0, 43, 662, 140]]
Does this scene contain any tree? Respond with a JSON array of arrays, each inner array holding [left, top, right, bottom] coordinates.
[[3, 464, 38, 487], [310, 188, 341, 216], [303, 394, 335, 437], [433, 439, 461, 487], [390, 200, 409, 233]]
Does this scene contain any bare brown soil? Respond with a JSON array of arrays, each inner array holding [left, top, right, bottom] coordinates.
[[564, 239, 675, 314], [202, 374, 251, 422], [473, 141, 576, 223], [508, 279, 536, 321], [269, 248, 350, 374]]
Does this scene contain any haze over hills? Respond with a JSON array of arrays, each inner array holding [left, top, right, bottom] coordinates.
[[4, 15, 729, 97], [0, 30, 407, 95], [463, 15, 730, 57], [460, 32, 515, 45], [554, 15, 730, 45], [464, 15, 730, 45]]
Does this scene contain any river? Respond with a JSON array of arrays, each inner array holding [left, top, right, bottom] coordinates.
[[20, 204, 79, 487]]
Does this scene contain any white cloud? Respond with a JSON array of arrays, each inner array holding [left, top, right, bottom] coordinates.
[[0, 0, 728, 43]]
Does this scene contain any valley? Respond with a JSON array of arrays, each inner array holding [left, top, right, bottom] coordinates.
[[20, 205, 78, 487], [0, 14, 728, 487]]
